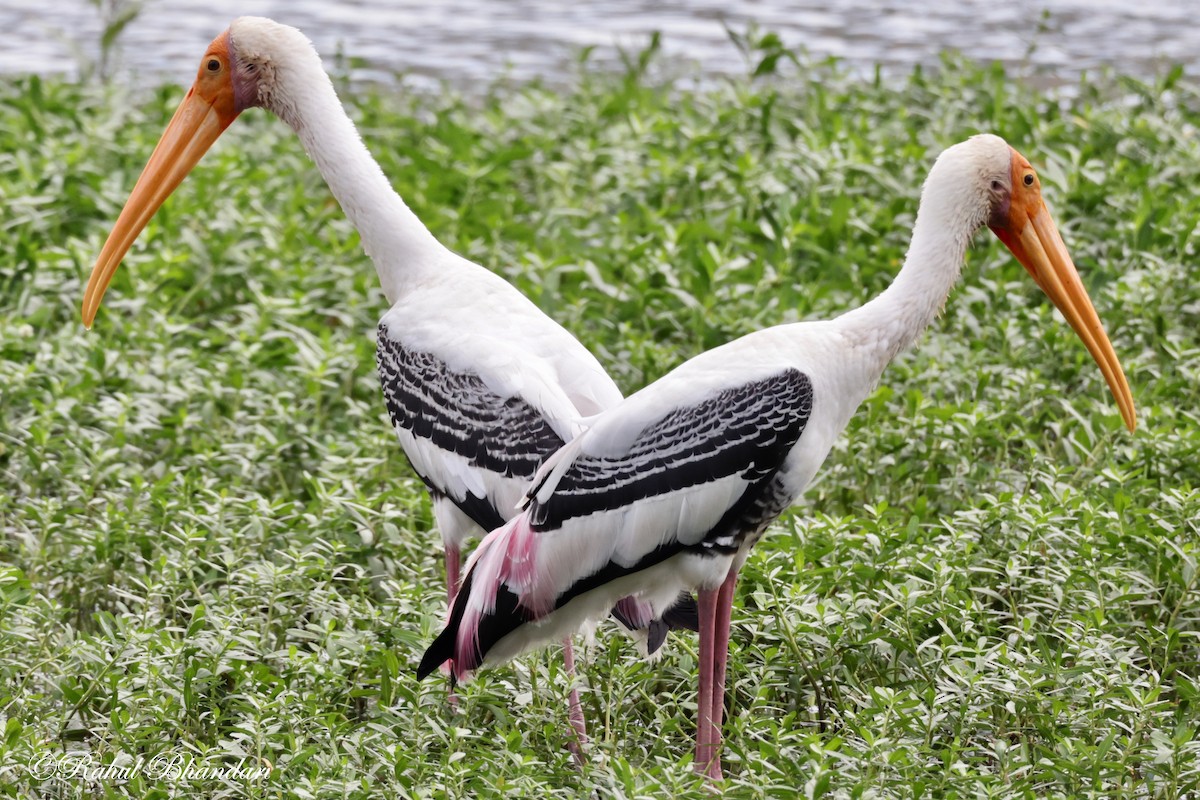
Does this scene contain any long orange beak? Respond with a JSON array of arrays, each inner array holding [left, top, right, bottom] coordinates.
[[990, 149, 1136, 432], [82, 31, 241, 328]]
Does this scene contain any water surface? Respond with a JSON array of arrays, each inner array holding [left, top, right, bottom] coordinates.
[[0, 1, 1191, 90]]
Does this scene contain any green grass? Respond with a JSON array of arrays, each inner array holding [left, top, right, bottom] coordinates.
[[1, 37, 1199, 797]]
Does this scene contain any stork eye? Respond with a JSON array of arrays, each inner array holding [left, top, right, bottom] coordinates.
[[1023, 173, 1035, 187], [207, 58, 220, 72]]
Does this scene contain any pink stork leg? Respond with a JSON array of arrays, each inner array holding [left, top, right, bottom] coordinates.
[[707, 570, 739, 780], [695, 585, 720, 775], [442, 545, 462, 704], [562, 637, 588, 766], [444, 544, 461, 603], [695, 567, 738, 780]]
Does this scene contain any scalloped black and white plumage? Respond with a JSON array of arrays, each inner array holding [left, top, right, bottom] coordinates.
[[417, 134, 1137, 780], [375, 322, 591, 568], [376, 332, 563, 531], [418, 367, 814, 678], [374, 315, 697, 649]]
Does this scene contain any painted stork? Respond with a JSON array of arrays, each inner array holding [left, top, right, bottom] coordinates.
[[78, 16, 694, 759], [418, 134, 1138, 779]]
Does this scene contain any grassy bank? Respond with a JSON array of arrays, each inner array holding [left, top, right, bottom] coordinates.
[[1, 39, 1198, 797]]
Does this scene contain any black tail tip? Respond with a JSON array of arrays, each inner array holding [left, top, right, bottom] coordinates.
[[662, 593, 699, 633], [418, 626, 458, 680], [646, 619, 669, 655], [415, 653, 445, 681]]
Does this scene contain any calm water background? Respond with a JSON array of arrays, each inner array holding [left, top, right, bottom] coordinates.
[[0, 1, 1193, 91]]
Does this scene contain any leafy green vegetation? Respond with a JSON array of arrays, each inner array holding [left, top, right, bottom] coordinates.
[[1, 38, 1198, 797]]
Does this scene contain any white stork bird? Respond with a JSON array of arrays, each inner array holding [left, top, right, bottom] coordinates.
[[419, 134, 1138, 779], [79, 16, 694, 759]]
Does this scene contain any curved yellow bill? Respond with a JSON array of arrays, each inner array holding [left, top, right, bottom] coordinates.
[[82, 31, 240, 328], [990, 150, 1137, 432]]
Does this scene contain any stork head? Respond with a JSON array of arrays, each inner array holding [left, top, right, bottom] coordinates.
[[927, 134, 1136, 431], [81, 17, 322, 328]]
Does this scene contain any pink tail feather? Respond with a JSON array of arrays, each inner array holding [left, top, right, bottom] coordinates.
[[453, 511, 553, 681], [613, 595, 654, 630]]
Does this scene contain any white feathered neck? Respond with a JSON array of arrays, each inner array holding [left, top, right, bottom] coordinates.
[[229, 17, 448, 304], [835, 135, 1010, 378]]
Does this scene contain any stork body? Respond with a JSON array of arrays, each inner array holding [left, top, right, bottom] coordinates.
[[79, 16, 693, 759], [419, 135, 1137, 779]]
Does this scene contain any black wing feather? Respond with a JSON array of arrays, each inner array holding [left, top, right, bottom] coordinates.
[[376, 323, 565, 531], [531, 369, 814, 535]]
